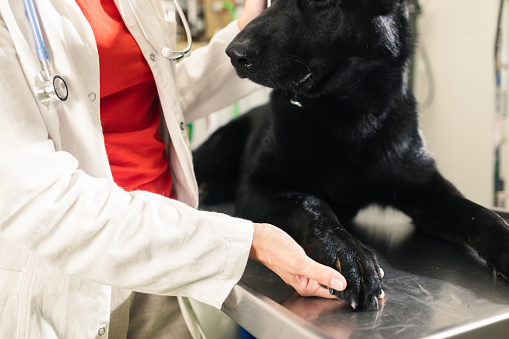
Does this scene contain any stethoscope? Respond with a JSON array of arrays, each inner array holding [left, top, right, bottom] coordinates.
[[122, 0, 193, 61], [23, 0, 68, 110], [23, 0, 193, 110]]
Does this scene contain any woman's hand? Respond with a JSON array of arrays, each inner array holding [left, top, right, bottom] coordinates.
[[249, 223, 347, 299], [237, 0, 267, 30]]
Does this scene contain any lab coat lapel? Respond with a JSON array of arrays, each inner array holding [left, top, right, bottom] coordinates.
[[1, 0, 113, 179], [116, 0, 176, 57], [1, 0, 62, 149]]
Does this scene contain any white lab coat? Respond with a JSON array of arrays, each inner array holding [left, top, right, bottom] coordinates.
[[0, 0, 259, 337]]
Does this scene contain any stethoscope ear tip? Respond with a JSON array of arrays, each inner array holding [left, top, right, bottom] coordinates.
[[161, 47, 174, 58], [124, 0, 192, 62], [161, 47, 188, 61]]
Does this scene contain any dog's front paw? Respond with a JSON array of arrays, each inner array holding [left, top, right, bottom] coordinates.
[[481, 218, 509, 280], [328, 238, 383, 311], [468, 210, 509, 281]]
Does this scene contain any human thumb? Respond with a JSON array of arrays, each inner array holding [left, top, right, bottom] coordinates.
[[301, 257, 347, 291]]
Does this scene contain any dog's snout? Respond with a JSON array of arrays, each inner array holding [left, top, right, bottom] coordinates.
[[226, 43, 255, 69]]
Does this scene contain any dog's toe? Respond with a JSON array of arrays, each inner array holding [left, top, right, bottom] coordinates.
[[331, 243, 382, 311]]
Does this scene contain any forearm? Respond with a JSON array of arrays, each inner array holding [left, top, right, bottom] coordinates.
[[0, 145, 253, 307], [237, 0, 267, 30]]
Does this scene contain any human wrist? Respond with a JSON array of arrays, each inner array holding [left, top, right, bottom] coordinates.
[[237, 15, 251, 30], [237, 0, 266, 30], [249, 223, 268, 263]]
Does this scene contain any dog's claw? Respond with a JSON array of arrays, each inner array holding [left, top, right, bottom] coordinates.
[[372, 296, 380, 310], [329, 287, 335, 295], [487, 262, 500, 277]]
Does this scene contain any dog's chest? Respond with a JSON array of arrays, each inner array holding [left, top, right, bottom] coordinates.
[[266, 104, 410, 199], [273, 110, 386, 166]]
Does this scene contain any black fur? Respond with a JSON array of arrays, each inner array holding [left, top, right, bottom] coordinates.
[[193, 0, 509, 310]]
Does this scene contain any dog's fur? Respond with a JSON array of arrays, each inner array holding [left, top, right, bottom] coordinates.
[[193, 0, 509, 310]]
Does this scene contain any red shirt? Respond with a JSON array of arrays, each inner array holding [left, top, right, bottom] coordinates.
[[76, 0, 173, 197]]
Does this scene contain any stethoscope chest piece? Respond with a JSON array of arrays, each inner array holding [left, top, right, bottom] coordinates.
[[34, 71, 68, 110]]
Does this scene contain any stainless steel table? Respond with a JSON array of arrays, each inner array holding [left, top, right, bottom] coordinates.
[[219, 208, 509, 339]]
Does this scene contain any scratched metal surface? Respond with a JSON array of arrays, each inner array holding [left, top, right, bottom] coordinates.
[[220, 207, 509, 339]]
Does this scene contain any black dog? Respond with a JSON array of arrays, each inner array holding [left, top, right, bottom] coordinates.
[[193, 0, 509, 310]]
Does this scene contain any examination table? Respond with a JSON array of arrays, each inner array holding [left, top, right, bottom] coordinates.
[[211, 205, 509, 339]]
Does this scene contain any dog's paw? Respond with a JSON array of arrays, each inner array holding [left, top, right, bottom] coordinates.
[[471, 212, 509, 282], [328, 238, 382, 311], [483, 231, 509, 281]]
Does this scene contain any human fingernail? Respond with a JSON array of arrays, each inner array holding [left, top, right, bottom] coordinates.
[[330, 278, 344, 291]]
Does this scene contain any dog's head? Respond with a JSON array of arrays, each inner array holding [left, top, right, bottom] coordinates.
[[226, 0, 412, 98]]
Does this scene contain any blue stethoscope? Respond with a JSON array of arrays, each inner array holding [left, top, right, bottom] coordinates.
[[23, 0, 192, 110], [23, 0, 68, 110]]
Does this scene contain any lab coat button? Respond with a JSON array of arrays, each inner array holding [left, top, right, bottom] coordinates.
[[88, 92, 97, 102], [98, 327, 106, 336], [150, 53, 157, 61], [180, 121, 185, 131]]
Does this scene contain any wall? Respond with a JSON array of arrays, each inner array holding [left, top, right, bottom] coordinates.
[[414, 0, 500, 207]]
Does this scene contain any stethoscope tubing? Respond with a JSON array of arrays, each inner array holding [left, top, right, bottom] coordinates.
[[123, 0, 192, 61], [23, 0, 48, 62], [23, 0, 190, 110], [23, 0, 68, 109]]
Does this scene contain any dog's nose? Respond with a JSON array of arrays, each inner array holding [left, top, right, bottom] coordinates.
[[226, 43, 253, 69]]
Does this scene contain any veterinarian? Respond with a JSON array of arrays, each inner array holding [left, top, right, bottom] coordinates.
[[0, 0, 348, 337]]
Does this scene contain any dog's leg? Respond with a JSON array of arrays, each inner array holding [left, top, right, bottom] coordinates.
[[393, 173, 509, 279], [237, 187, 383, 310]]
